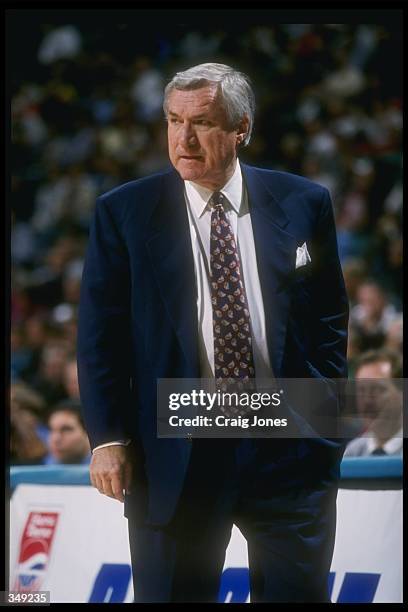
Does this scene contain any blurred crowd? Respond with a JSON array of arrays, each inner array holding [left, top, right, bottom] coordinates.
[[11, 22, 402, 464]]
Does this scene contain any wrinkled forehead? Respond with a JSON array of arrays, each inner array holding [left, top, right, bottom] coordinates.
[[166, 84, 227, 119]]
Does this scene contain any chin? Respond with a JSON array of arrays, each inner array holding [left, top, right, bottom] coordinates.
[[184, 172, 204, 182], [175, 160, 205, 181]]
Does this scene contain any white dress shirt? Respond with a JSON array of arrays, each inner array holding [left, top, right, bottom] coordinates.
[[343, 427, 403, 457], [184, 159, 273, 380], [92, 159, 273, 453]]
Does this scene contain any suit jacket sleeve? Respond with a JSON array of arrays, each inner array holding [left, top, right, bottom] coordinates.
[[311, 188, 349, 379], [77, 195, 134, 450]]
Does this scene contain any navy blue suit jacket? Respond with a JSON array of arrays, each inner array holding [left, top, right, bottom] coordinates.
[[77, 163, 349, 525]]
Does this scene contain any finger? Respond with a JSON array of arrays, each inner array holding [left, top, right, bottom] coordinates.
[[94, 474, 104, 494], [110, 473, 125, 503], [101, 467, 125, 501], [124, 462, 132, 494], [99, 471, 116, 498], [91, 464, 105, 494]]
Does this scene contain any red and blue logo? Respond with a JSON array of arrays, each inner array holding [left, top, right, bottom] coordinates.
[[13, 512, 59, 592]]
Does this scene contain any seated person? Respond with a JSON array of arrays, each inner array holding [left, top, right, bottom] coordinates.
[[344, 349, 402, 456], [10, 382, 49, 465], [43, 400, 91, 465]]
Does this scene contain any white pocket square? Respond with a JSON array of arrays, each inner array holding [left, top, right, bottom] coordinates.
[[295, 242, 311, 269]]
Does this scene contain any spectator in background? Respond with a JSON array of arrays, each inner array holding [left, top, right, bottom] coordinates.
[[10, 382, 50, 465], [344, 349, 402, 457], [29, 343, 70, 409], [385, 315, 403, 354], [32, 168, 94, 244], [15, 314, 50, 382], [61, 258, 84, 304], [22, 235, 80, 310], [11, 210, 38, 267], [11, 326, 32, 382], [11, 274, 33, 326], [342, 258, 367, 308], [129, 56, 164, 123], [49, 307, 79, 354], [321, 46, 365, 100], [37, 24, 82, 65], [43, 400, 91, 465], [335, 158, 374, 265], [350, 280, 401, 352], [372, 209, 402, 302]]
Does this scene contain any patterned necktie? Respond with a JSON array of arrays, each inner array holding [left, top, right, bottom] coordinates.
[[209, 191, 255, 398]]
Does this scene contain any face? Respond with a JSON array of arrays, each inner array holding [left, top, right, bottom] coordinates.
[[355, 361, 392, 424], [41, 347, 67, 381], [48, 411, 90, 463], [167, 85, 249, 190], [357, 284, 385, 318]]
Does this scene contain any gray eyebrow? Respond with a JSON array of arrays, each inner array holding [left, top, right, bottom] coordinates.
[[168, 112, 211, 120]]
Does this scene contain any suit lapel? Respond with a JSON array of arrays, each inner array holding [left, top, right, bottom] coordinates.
[[241, 163, 297, 377], [145, 169, 200, 377]]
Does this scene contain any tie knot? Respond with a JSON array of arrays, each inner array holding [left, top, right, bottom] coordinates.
[[210, 191, 225, 211], [371, 447, 386, 456]]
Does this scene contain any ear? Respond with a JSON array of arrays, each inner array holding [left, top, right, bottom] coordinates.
[[236, 115, 250, 146]]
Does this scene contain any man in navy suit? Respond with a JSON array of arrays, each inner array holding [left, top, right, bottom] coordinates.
[[77, 63, 349, 602]]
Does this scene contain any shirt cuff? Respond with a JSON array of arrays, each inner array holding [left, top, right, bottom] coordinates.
[[92, 440, 131, 453]]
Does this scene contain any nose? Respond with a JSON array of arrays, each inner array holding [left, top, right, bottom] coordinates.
[[180, 122, 197, 148]]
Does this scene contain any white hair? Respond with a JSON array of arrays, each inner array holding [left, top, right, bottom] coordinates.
[[163, 62, 255, 146]]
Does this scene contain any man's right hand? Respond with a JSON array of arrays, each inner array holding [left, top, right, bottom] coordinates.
[[90, 445, 133, 503]]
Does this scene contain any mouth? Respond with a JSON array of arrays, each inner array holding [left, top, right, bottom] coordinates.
[[179, 155, 203, 160]]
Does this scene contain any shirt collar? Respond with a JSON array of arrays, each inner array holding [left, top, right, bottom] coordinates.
[[184, 159, 243, 218], [383, 428, 403, 454], [365, 427, 403, 455]]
